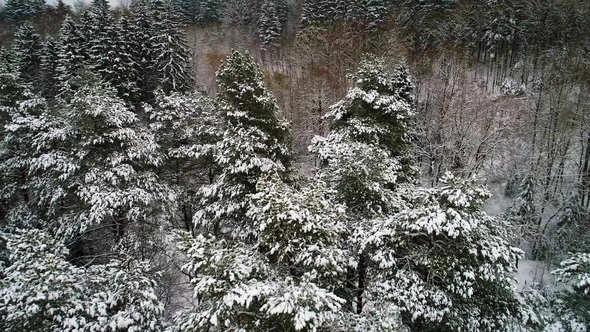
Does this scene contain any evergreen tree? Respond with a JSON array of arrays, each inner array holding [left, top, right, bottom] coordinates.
[[0, 229, 165, 332], [361, 174, 523, 331], [40, 37, 59, 99], [13, 22, 43, 89], [56, 15, 87, 88], [195, 0, 223, 25], [0, 74, 46, 228], [310, 55, 417, 320], [550, 252, 590, 327], [176, 174, 348, 331], [0, 65, 33, 225], [258, 0, 282, 52], [173, 51, 349, 332], [301, 0, 347, 26], [147, 89, 220, 232], [24, 73, 173, 243], [311, 56, 522, 330], [150, 2, 194, 94], [193, 50, 291, 236], [2, 0, 45, 20], [128, 0, 158, 102]]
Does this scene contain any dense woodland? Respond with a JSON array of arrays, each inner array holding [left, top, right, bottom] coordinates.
[[0, 0, 590, 331]]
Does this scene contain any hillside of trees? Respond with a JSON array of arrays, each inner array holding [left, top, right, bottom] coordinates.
[[1, 0, 590, 331]]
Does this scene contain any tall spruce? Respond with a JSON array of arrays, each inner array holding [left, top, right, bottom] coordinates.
[[13, 22, 43, 90], [39, 37, 59, 99], [150, 1, 194, 94], [258, 1, 282, 53], [56, 15, 86, 89]]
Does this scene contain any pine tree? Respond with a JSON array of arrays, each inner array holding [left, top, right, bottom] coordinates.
[[361, 173, 523, 331], [310, 56, 417, 320], [176, 174, 348, 331], [310, 56, 523, 330], [193, 50, 291, 236], [147, 89, 220, 232]]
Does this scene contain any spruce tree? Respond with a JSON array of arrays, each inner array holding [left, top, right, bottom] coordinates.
[[25, 73, 173, 243], [150, 2, 194, 94], [40, 37, 59, 99], [195, 0, 223, 25], [258, 1, 282, 53], [2, 0, 45, 21], [56, 15, 87, 88], [128, 0, 158, 102], [0, 73, 46, 227], [13, 22, 43, 90]]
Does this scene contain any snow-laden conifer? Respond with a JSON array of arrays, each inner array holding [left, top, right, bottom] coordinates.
[[193, 50, 291, 236], [0, 229, 165, 332], [258, 1, 282, 52], [150, 1, 194, 94], [26, 73, 173, 239], [360, 173, 523, 331], [13, 22, 43, 89], [39, 37, 59, 99], [176, 174, 348, 331], [56, 15, 86, 88], [147, 89, 220, 231]]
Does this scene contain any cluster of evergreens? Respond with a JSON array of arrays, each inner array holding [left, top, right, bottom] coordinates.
[[0, 0, 589, 331]]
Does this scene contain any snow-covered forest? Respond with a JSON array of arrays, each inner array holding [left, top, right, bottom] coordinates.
[[1, 0, 589, 331]]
